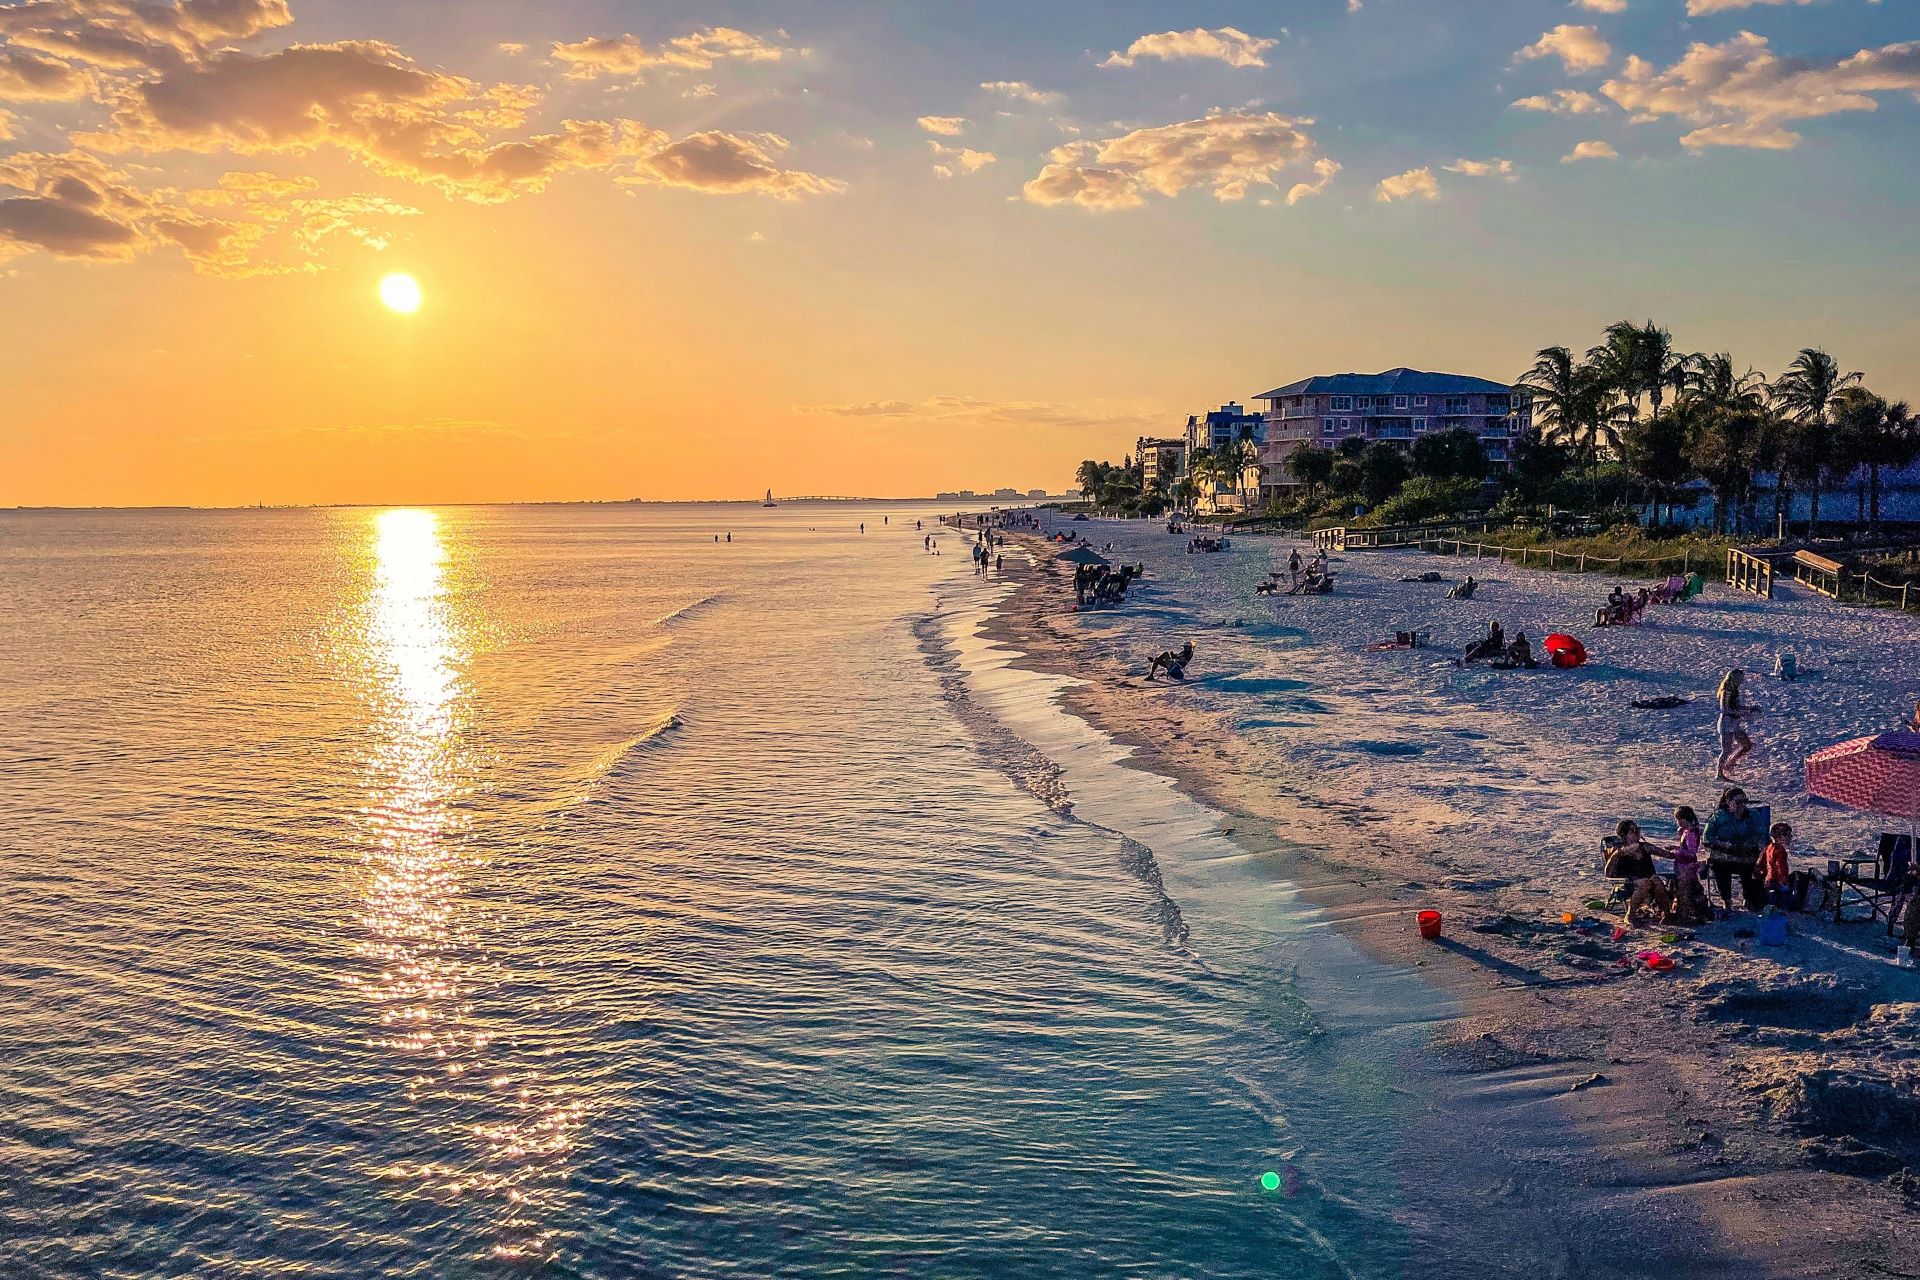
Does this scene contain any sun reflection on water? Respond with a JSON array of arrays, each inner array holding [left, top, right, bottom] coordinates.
[[348, 509, 582, 1264]]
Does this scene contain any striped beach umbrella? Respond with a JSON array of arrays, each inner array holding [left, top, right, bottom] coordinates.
[[1805, 731, 1920, 821]]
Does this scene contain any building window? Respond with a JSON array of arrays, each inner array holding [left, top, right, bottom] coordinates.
[[1330, 396, 1353, 411], [1323, 417, 1337, 435], [1444, 396, 1469, 413], [1413, 395, 1428, 408], [1394, 396, 1408, 409], [1413, 417, 1429, 432]]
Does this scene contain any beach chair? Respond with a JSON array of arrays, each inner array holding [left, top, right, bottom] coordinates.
[[1679, 572, 1706, 601], [1826, 835, 1911, 926]]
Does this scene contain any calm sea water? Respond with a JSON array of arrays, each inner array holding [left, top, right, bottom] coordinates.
[[0, 504, 1425, 1279]]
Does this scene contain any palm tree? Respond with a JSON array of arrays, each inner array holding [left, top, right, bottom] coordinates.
[[1284, 442, 1334, 501], [1834, 390, 1920, 529], [1075, 460, 1107, 503], [1638, 322, 1688, 421], [1770, 348, 1863, 533], [1683, 401, 1767, 534], [1227, 435, 1261, 510], [1519, 347, 1626, 506], [1682, 352, 1766, 412], [1588, 321, 1647, 421]]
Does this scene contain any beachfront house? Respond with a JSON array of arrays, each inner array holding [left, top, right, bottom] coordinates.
[[1182, 404, 1267, 511], [1136, 436, 1187, 496], [1256, 369, 1529, 488]]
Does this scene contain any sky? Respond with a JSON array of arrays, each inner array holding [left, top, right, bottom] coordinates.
[[1, 0, 1916, 506]]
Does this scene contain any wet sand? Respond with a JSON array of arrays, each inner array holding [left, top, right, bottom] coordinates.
[[978, 522, 1919, 1278]]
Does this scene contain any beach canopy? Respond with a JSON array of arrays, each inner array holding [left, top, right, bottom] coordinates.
[[1056, 545, 1109, 566], [1805, 731, 1920, 820]]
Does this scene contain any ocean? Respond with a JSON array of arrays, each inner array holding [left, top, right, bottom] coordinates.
[[0, 504, 1432, 1279]]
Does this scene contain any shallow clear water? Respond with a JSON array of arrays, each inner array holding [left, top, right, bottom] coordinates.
[[1, 505, 1426, 1279]]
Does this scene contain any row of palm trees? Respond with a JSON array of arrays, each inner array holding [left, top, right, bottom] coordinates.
[[1074, 437, 1261, 514], [1517, 320, 1918, 533]]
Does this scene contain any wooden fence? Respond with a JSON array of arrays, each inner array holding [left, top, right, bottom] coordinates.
[[1421, 537, 1696, 578]]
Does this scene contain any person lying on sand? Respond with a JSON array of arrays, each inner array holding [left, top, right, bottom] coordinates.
[[1400, 571, 1449, 584], [1146, 641, 1194, 682]]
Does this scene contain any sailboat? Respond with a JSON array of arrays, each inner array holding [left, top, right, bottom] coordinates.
[[762, 489, 777, 508]]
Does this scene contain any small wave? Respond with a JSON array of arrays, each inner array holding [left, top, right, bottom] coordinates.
[[912, 611, 1197, 957], [545, 713, 684, 815], [651, 594, 725, 629]]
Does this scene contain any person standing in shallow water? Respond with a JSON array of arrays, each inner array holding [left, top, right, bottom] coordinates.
[[1716, 668, 1754, 780]]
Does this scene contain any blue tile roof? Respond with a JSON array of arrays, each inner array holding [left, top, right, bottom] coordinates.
[[1254, 368, 1513, 399]]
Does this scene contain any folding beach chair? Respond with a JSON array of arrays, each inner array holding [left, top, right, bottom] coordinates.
[[1828, 833, 1912, 926]]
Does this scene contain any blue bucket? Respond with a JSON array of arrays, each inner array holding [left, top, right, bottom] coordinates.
[[1758, 910, 1788, 947]]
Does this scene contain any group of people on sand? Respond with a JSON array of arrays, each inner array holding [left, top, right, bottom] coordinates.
[[1459, 619, 1537, 670], [1594, 584, 1653, 627], [1259, 549, 1332, 596], [1074, 562, 1141, 609], [1608, 787, 1818, 927], [1187, 535, 1229, 554]]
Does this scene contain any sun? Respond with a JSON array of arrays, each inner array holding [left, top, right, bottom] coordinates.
[[378, 272, 423, 315]]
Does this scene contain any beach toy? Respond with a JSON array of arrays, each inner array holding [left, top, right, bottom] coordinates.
[[1417, 910, 1443, 941], [1543, 633, 1587, 669], [1610, 925, 1628, 942], [1635, 949, 1676, 972], [1561, 911, 1577, 925], [1758, 910, 1788, 947]]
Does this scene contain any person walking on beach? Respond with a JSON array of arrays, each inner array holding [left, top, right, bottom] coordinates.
[[1716, 668, 1754, 779]]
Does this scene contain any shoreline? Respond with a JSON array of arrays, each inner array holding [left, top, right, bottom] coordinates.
[[975, 521, 1919, 1276]]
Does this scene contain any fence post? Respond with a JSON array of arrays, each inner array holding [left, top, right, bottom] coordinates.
[[1579, 553, 1587, 572], [1904, 583, 1911, 611]]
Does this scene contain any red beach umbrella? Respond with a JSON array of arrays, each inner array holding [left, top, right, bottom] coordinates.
[[1805, 731, 1920, 823]]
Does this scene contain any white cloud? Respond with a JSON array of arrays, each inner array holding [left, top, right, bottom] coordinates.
[[1444, 157, 1515, 178], [1101, 27, 1280, 70], [1687, 0, 1814, 13], [929, 141, 996, 178], [1603, 32, 1920, 150], [1285, 156, 1340, 204], [1021, 109, 1327, 211], [801, 395, 1166, 433], [1517, 25, 1613, 75], [550, 27, 787, 81], [625, 131, 846, 200], [1575, 0, 1628, 12], [1375, 166, 1438, 202], [496, 42, 527, 56], [683, 83, 716, 99], [1562, 139, 1618, 161], [917, 115, 967, 136], [980, 80, 1064, 106], [1512, 89, 1607, 115]]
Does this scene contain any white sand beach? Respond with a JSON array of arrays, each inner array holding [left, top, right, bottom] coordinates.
[[977, 515, 1920, 1275]]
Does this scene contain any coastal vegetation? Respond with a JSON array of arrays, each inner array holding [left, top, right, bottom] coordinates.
[[1072, 321, 1918, 543]]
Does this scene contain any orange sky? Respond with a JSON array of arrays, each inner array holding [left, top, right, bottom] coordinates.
[[4, 1, 1917, 506]]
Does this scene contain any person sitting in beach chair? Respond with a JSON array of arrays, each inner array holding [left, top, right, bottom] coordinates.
[[1705, 787, 1769, 914], [1603, 820, 1673, 925], [1146, 641, 1195, 682], [1461, 619, 1505, 666], [1489, 631, 1540, 670], [1631, 587, 1651, 621], [1446, 576, 1477, 600]]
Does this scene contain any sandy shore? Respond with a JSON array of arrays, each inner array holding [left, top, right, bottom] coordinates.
[[976, 518, 1920, 1278]]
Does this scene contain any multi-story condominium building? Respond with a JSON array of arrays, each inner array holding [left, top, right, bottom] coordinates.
[[1255, 369, 1529, 487], [1182, 404, 1267, 511], [1135, 437, 1187, 491]]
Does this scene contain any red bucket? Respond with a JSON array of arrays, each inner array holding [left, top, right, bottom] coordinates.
[[1417, 910, 1443, 941]]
